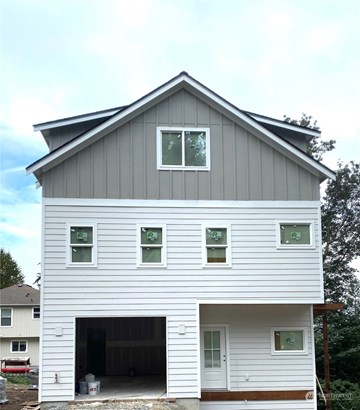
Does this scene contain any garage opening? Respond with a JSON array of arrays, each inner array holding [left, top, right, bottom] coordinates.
[[75, 317, 166, 399]]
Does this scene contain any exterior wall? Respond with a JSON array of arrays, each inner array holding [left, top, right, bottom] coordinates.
[[39, 198, 322, 401], [44, 118, 108, 151], [42, 90, 320, 201], [0, 337, 39, 366], [0, 306, 40, 337], [200, 304, 315, 410]]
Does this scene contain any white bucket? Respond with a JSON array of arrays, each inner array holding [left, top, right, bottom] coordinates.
[[85, 373, 95, 382], [88, 381, 97, 396]]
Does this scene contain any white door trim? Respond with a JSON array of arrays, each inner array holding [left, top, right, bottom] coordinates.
[[200, 324, 230, 390]]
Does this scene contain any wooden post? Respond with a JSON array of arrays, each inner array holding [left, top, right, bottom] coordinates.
[[323, 313, 331, 410]]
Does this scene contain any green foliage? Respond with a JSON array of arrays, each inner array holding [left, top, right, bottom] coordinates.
[[1, 374, 29, 385], [315, 313, 360, 384], [317, 379, 360, 410], [283, 113, 336, 161], [322, 161, 360, 310], [0, 248, 24, 289]]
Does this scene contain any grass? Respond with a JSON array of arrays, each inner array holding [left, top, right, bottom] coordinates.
[[0, 373, 29, 385]]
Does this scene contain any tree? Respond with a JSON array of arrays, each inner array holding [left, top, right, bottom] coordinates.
[[0, 248, 25, 289], [321, 161, 360, 310], [283, 113, 336, 161]]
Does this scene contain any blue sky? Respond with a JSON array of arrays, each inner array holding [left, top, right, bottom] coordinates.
[[1, 0, 359, 285]]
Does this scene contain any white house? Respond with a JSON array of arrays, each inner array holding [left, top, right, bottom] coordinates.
[[27, 72, 334, 409], [0, 284, 40, 367]]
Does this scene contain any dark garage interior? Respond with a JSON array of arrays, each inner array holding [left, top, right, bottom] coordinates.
[[75, 316, 167, 397]]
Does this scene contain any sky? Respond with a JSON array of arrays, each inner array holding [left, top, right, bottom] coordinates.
[[1, 0, 359, 286]]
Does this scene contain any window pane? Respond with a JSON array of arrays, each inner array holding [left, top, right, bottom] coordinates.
[[33, 307, 40, 318], [280, 224, 310, 245], [162, 132, 182, 165], [141, 228, 163, 245], [20, 341, 27, 352], [204, 331, 212, 349], [206, 228, 227, 245], [207, 248, 226, 263], [70, 227, 93, 244], [1, 309, 11, 326], [142, 247, 161, 263], [185, 131, 206, 166], [275, 330, 304, 351], [204, 350, 212, 368], [212, 331, 220, 349], [12, 341, 18, 352], [71, 247, 92, 263], [212, 350, 221, 368]]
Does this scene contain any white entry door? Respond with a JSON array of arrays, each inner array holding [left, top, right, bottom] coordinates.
[[200, 326, 227, 389]]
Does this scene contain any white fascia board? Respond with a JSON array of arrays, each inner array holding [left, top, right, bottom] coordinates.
[[27, 75, 186, 176], [33, 109, 121, 132], [246, 113, 321, 138], [182, 76, 335, 181], [43, 197, 321, 209]]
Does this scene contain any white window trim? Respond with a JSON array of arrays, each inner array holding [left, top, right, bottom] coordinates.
[[270, 327, 308, 355], [11, 340, 28, 353], [276, 220, 315, 249], [137, 224, 167, 268], [202, 225, 232, 268], [32, 307, 40, 319], [0, 308, 13, 327], [156, 126, 211, 170], [66, 223, 97, 267]]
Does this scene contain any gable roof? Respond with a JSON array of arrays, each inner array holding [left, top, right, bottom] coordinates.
[[0, 284, 40, 306], [27, 72, 335, 183]]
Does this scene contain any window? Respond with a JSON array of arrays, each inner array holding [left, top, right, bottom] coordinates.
[[203, 226, 231, 266], [67, 224, 97, 266], [1, 308, 12, 327], [157, 127, 210, 170], [204, 330, 221, 368], [277, 221, 314, 249], [11, 340, 27, 353], [271, 328, 308, 355], [33, 307, 40, 319], [137, 225, 166, 267]]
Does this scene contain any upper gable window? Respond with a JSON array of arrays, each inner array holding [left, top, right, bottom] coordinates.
[[157, 127, 210, 170]]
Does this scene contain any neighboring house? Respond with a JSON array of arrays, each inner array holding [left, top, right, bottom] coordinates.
[[26, 72, 334, 410], [0, 284, 40, 366]]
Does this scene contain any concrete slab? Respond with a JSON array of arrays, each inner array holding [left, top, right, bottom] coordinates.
[[75, 375, 167, 401]]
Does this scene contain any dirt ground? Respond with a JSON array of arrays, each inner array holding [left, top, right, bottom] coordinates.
[[3, 383, 38, 410], [3, 384, 188, 410]]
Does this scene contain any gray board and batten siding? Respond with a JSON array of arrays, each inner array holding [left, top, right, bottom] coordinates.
[[41, 89, 320, 201]]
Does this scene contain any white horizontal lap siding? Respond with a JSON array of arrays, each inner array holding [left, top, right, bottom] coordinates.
[[201, 305, 314, 393], [44, 201, 322, 302], [41, 200, 321, 401]]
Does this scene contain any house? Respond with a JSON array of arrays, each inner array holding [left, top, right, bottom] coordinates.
[[26, 72, 334, 409], [0, 284, 40, 368]]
